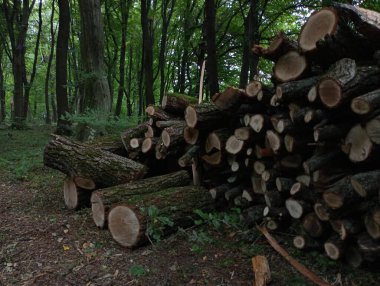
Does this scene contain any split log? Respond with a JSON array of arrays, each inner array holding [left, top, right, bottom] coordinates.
[[293, 235, 322, 251], [324, 235, 345, 260], [266, 130, 282, 153], [245, 80, 263, 97], [107, 185, 213, 248], [249, 114, 270, 133], [323, 177, 357, 210], [318, 62, 380, 108], [252, 255, 271, 286], [276, 76, 319, 102], [351, 89, 380, 115], [161, 121, 186, 147], [225, 135, 245, 155], [252, 31, 298, 62], [161, 93, 197, 115], [343, 124, 373, 162], [350, 170, 380, 198], [273, 51, 308, 82], [91, 170, 190, 228], [63, 177, 92, 210], [212, 86, 247, 111], [184, 127, 199, 145], [44, 135, 146, 187], [178, 145, 200, 167], [205, 128, 231, 153], [185, 103, 226, 129], [145, 105, 176, 121]]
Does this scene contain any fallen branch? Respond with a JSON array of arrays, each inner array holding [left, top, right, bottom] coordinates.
[[257, 225, 331, 286]]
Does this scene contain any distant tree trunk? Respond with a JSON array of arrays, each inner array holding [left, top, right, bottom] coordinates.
[[204, 0, 219, 96], [239, 0, 260, 87], [115, 0, 132, 117], [158, 0, 175, 103], [69, 3, 80, 112], [0, 48, 5, 122], [23, 0, 42, 119], [141, 0, 154, 106], [45, 0, 56, 124], [126, 45, 133, 116], [1, 0, 35, 126], [78, 0, 111, 114], [56, 0, 71, 134]]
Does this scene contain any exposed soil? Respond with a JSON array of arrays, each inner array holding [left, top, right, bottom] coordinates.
[[1, 126, 379, 286]]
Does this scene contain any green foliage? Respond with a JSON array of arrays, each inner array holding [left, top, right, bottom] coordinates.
[[140, 205, 174, 242], [193, 208, 242, 231], [128, 264, 146, 278]]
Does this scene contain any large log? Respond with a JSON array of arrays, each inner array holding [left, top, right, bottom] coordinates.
[[63, 177, 92, 210], [161, 121, 186, 147], [351, 89, 380, 115], [44, 135, 146, 187], [107, 185, 213, 248], [276, 76, 319, 102], [350, 170, 380, 198], [323, 176, 357, 210], [121, 122, 149, 152], [161, 93, 197, 115], [212, 86, 247, 111], [343, 124, 373, 162], [185, 103, 227, 129], [273, 51, 308, 82], [91, 170, 191, 228]]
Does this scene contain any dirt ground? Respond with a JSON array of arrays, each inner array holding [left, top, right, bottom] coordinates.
[[1, 126, 379, 286]]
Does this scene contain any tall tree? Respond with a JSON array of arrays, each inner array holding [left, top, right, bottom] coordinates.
[[23, 0, 42, 118], [0, 47, 5, 122], [141, 0, 155, 106], [78, 0, 111, 114], [45, 0, 57, 124], [56, 0, 71, 134], [204, 0, 219, 96], [1, 0, 36, 126], [115, 0, 132, 117], [158, 0, 175, 102]]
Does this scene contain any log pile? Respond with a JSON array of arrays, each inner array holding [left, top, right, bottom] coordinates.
[[43, 3, 380, 266]]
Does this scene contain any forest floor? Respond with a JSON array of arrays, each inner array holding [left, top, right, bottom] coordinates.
[[0, 125, 380, 286]]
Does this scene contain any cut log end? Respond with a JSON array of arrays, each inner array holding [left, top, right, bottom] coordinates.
[[293, 236, 306, 249], [184, 127, 199, 145], [318, 78, 341, 108], [225, 136, 244, 155], [161, 130, 171, 147], [324, 241, 341, 260], [250, 115, 265, 133], [323, 192, 343, 209], [274, 51, 307, 82], [351, 98, 371, 115], [142, 138, 154, 153], [299, 8, 338, 52], [184, 106, 197, 128], [307, 86, 318, 103], [91, 192, 106, 228], [74, 177, 96, 190], [285, 199, 305, 219], [63, 177, 78, 210], [344, 124, 373, 162], [266, 131, 281, 152], [108, 205, 144, 248], [246, 81, 262, 97]]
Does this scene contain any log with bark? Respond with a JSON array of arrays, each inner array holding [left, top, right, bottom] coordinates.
[[91, 170, 190, 228], [44, 135, 147, 187], [107, 185, 213, 248], [161, 93, 197, 115]]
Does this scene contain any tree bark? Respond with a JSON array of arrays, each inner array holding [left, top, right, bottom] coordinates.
[[78, 0, 111, 113], [56, 0, 71, 135], [44, 135, 147, 187], [107, 185, 213, 247], [91, 170, 191, 228]]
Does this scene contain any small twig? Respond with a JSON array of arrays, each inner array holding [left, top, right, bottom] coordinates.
[[257, 225, 332, 286]]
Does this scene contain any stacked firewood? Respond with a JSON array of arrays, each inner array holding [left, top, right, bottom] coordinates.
[[43, 3, 380, 265]]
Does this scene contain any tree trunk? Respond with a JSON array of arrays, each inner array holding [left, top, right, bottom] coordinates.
[[114, 0, 132, 117], [204, 0, 219, 96], [0, 48, 5, 122], [91, 170, 190, 228], [78, 0, 111, 113], [45, 0, 56, 124], [56, 0, 71, 135]]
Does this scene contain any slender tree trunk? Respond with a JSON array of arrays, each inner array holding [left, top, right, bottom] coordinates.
[[204, 0, 219, 96], [239, 15, 250, 88], [23, 0, 42, 119], [56, 0, 71, 134], [127, 45, 133, 116], [45, 0, 56, 124], [115, 0, 132, 117], [158, 0, 175, 103], [248, 0, 260, 80], [78, 0, 111, 114], [141, 0, 154, 107], [0, 48, 5, 122]]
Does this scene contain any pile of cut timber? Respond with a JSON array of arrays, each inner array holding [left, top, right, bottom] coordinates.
[[44, 3, 380, 266]]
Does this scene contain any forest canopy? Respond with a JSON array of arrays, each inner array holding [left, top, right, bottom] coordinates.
[[0, 0, 379, 131]]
